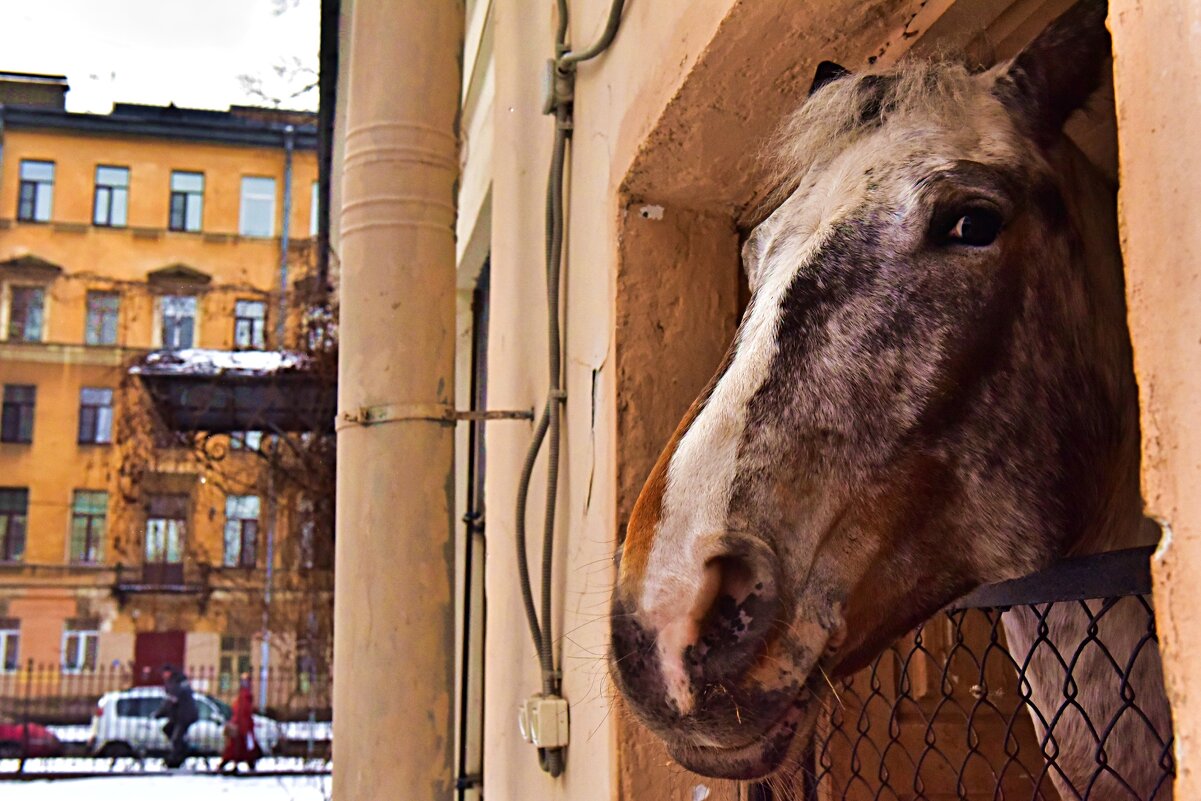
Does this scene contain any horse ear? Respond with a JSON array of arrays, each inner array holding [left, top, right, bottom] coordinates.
[[741, 226, 770, 294], [810, 61, 850, 96], [995, 0, 1110, 144]]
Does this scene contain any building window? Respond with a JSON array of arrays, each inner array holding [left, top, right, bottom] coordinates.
[[85, 291, 120, 345], [7, 285, 45, 342], [168, 171, 204, 232], [0, 619, 18, 672], [219, 636, 253, 693], [145, 494, 187, 566], [62, 618, 99, 672], [70, 490, 107, 563], [1, 385, 35, 444], [77, 387, 114, 444], [159, 294, 196, 349], [310, 180, 319, 237], [0, 489, 28, 562], [223, 495, 260, 568], [230, 431, 263, 451], [17, 160, 54, 222], [233, 299, 266, 349], [93, 165, 130, 227], [239, 176, 276, 238]]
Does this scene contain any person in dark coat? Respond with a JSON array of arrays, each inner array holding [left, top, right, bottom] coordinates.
[[155, 665, 199, 768], [219, 673, 262, 772]]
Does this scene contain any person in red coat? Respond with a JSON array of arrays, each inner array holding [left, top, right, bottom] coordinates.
[[219, 673, 262, 772]]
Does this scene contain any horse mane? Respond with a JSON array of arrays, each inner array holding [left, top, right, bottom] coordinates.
[[755, 60, 995, 221]]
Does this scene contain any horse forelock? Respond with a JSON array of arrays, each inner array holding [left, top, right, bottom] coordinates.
[[757, 60, 1009, 220]]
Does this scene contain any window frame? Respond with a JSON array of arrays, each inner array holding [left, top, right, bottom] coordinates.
[[233, 299, 267, 349], [223, 495, 260, 568], [0, 488, 29, 563], [69, 489, 108, 564], [219, 635, 253, 693], [0, 622, 19, 672], [61, 621, 99, 673], [6, 284, 46, 343], [92, 165, 130, 228], [1, 385, 36, 444], [77, 387, 114, 445], [158, 294, 197, 350], [16, 160, 54, 223], [238, 175, 277, 238], [310, 180, 319, 237], [145, 493, 188, 565], [85, 290, 120, 346], [168, 171, 204, 233]]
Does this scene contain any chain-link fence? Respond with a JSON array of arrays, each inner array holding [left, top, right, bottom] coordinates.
[[757, 546, 1173, 801]]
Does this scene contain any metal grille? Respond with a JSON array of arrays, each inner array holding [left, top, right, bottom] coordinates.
[[800, 547, 1174, 801]]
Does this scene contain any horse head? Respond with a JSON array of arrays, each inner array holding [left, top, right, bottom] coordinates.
[[610, 0, 1138, 780]]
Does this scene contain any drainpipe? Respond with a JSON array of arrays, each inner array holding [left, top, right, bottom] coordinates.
[[277, 123, 295, 348], [259, 123, 294, 708], [333, 0, 461, 799]]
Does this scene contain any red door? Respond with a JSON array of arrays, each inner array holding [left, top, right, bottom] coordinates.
[[133, 631, 186, 686]]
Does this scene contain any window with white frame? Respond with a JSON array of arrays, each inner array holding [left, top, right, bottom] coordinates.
[[93, 165, 129, 227], [233, 299, 266, 349], [62, 618, 99, 672], [0, 618, 18, 672], [239, 176, 276, 237], [169, 171, 204, 232], [78, 388, 114, 444], [223, 495, 260, 568], [7, 285, 45, 342], [17, 160, 54, 222], [159, 294, 196, 349]]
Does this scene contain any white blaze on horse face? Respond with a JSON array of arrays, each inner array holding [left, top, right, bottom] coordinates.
[[636, 150, 875, 690]]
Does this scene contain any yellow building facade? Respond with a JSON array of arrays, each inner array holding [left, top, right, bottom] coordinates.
[[0, 78, 319, 693]]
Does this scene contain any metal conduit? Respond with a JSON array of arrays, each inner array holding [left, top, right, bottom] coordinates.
[[513, 0, 627, 778]]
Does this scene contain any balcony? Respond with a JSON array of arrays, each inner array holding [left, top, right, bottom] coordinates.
[[112, 562, 210, 596], [130, 349, 335, 433]]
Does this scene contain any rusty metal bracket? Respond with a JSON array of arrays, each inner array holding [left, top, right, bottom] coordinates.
[[336, 403, 535, 431]]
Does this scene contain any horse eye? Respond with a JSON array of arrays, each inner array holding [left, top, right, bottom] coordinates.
[[945, 208, 1002, 246]]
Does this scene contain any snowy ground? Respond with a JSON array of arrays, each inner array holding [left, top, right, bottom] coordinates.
[[0, 773, 331, 800]]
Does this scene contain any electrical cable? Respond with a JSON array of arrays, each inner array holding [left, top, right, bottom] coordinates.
[[512, 0, 626, 778]]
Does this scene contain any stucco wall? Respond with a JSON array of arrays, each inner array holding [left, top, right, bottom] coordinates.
[[1111, 0, 1201, 794], [469, 1, 1170, 800]]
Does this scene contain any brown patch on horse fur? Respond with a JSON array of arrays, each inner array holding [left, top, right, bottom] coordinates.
[[620, 403, 695, 591]]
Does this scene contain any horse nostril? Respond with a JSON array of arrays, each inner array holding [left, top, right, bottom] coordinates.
[[611, 537, 780, 718], [696, 554, 778, 659]]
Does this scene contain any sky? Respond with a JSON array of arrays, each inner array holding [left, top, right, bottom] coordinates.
[[0, 0, 320, 114]]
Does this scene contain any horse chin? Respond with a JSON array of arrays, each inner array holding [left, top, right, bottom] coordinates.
[[666, 681, 826, 781]]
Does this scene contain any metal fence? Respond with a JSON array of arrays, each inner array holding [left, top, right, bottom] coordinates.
[[0, 663, 330, 775], [764, 546, 1174, 801]]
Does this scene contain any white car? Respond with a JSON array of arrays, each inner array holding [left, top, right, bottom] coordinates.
[[88, 686, 282, 758]]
